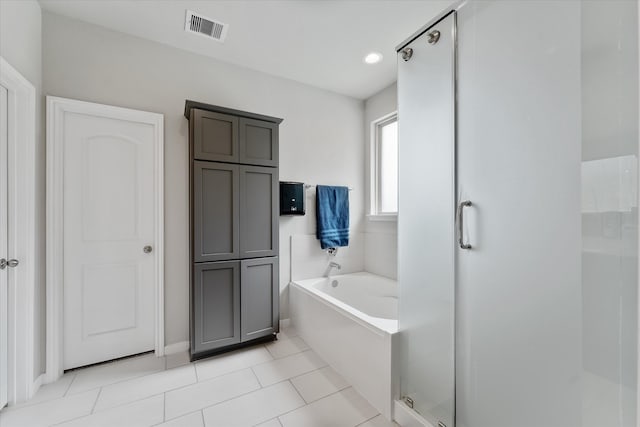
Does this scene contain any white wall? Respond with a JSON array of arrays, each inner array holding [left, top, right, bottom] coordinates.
[[0, 0, 45, 378], [42, 11, 364, 346], [363, 83, 397, 279]]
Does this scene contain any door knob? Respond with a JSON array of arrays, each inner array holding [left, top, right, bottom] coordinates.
[[143, 246, 153, 254], [0, 259, 19, 269]]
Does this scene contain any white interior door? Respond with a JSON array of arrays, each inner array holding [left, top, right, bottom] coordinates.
[[0, 82, 9, 409], [61, 102, 159, 370]]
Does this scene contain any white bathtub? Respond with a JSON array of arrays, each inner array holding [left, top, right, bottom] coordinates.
[[290, 272, 399, 420]]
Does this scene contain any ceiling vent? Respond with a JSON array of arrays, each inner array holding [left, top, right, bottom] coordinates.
[[185, 10, 228, 42]]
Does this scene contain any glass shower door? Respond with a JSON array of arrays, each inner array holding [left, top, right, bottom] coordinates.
[[397, 11, 456, 427], [455, 2, 584, 426], [581, 1, 638, 426]]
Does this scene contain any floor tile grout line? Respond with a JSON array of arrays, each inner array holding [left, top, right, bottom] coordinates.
[[63, 373, 77, 397], [163, 381, 268, 423], [48, 393, 163, 427], [275, 385, 351, 421], [92, 374, 199, 415], [164, 377, 305, 424], [16, 361, 330, 425], [278, 386, 351, 424], [249, 366, 264, 388], [287, 378, 309, 404], [200, 409, 205, 427], [163, 392, 166, 422], [355, 413, 383, 427], [2, 374, 80, 412], [253, 358, 330, 389], [77, 363, 196, 407], [90, 387, 103, 414], [66, 363, 166, 397], [46, 389, 104, 427]]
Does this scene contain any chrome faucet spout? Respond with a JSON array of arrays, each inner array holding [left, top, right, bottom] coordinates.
[[323, 261, 342, 277]]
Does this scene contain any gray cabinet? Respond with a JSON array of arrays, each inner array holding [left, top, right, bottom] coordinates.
[[240, 166, 278, 258], [193, 162, 277, 262], [187, 101, 283, 360], [191, 109, 239, 163], [241, 257, 279, 341], [190, 106, 278, 167], [193, 161, 239, 262], [239, 118, 278, 167], [192, 261, 241, 354]]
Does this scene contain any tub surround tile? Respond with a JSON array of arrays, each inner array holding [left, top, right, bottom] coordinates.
[[164, 368, 260, 420], [195, 345, 273, 382], [290, 366, 350, 403], [66, 353, 166, 395], [252, 350, 327, 387], [279, 387, 378, 427], [56, 394, 164, 427], [94, 364, 196, 412], [0, 389, 99, 427], [265, 336, 309, 359], [363, 232, 397, 280], [154, 411, 204, 427], [202, 381, 305, 427]]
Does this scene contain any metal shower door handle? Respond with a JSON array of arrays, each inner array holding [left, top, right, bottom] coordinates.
[[457, 200, 472, 250]]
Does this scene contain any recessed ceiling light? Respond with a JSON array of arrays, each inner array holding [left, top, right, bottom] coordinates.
[[364, 52, 383, 64]]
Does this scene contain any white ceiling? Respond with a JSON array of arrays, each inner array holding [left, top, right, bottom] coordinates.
[[38, 0, 452, 99]]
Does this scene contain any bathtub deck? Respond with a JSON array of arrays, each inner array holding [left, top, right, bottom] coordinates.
[[0, 324, 398, 427]]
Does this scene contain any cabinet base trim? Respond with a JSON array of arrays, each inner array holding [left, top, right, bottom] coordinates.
[[189, 334, 276, 362]]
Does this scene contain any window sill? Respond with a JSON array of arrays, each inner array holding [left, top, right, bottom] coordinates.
[[367, 214, 398, 222]]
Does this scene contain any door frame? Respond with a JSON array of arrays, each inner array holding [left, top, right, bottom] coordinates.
[[45, 96, 164, 382], [0, 56, 37, 403]]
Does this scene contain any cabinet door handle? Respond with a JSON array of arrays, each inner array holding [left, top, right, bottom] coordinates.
[[0, 259, 19, 269], [457, 200, 472, 250]]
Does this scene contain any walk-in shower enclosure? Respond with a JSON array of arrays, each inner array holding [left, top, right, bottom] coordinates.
[[397, 1, 638, 426]]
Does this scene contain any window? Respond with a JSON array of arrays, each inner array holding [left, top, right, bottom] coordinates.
[[370, 113, 398, 218]]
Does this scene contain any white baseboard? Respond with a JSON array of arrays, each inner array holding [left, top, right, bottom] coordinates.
[[164, 341, 189, 355], [393, 400, 434, 427], [30, 373, 44, 397], [279, 318, 291, 329]]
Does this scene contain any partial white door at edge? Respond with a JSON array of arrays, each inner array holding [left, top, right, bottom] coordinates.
[[62, 102, 157, 370], [0, 82, 9, 409]]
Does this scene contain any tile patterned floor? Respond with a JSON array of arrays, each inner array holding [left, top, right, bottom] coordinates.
[[0, 325, 399, 427]]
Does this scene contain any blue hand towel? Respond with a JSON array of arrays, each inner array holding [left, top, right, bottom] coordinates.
[[316, 185, 349, 250]]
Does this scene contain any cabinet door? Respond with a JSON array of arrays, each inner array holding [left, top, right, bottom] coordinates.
[[239, 118, 278, 167], [239, 166, 278, 258], [191, 109, 239, 163], [193, 161, 239, 262], [241, 257, 279, 341], [192, 261, 240, 355]]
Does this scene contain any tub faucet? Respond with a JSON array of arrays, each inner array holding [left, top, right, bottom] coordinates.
[[323, 261, 341, 277]]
